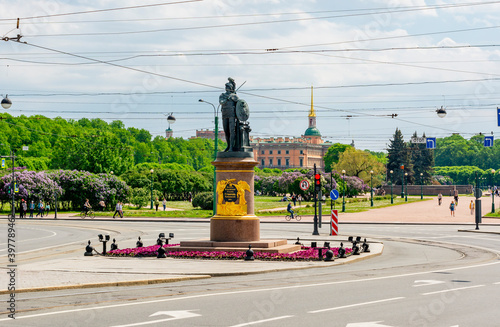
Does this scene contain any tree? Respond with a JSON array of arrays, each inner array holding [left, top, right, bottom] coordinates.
[[323, 143, 352, 172], [410, 132, 434, 184], [387, 128, 413, 185], [333, 148, 386, 186]]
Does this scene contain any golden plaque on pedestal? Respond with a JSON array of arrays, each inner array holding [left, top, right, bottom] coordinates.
[[216, 179, 250, 216]]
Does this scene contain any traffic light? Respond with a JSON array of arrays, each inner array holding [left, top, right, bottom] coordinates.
[[14, 183, 18, 193], [314, 173, 321, 192]]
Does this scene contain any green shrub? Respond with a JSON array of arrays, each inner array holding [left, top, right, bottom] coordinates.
[[192, 192, 213, 210]]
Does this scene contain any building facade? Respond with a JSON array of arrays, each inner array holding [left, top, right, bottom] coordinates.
[[251, 87, 331, 170]]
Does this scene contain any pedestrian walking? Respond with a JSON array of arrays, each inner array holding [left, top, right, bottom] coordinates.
[[155, 198, 159, 211], [437, 193, 442, 206], [292, 194, 297, 207], [469, 200, 475, 215], [99, 200, 106, 211], [449, 201, 455, 217], [29, 200, 35, 218], [113, 202, 122, 218], [162, 198, 166, 211], [45, 203, 50, 217], [36, 201, 44, 218], [21, 199, 27, 219]]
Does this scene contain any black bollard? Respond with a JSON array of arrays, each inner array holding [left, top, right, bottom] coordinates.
[[362, 238, 370, 253], [245, 245, 255, 261], [324, 246, 334, 262], [338, 242, 346, 258], [84, 240, 93, 256], [317, 247, 323, 261], [352, 241, 360, 255], [110, 238, 118, 251]]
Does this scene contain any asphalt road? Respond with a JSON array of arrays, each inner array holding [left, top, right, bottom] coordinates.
[[1, 220, 499, 326]]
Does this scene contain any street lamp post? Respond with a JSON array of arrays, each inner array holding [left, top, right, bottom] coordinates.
[[400, 165, 404, 198], [342, 170, 346, 212], [390, 170, 394, 204], [199, 99, 219, 216], [420, 172, 424, 200], [491, 169, 495, 213], [150, 169, 154, 210], [370, 170, 374, 207], [404, 172, 408, 202]]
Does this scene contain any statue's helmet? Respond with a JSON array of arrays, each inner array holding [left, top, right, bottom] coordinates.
[[225, 82, 235, 92]]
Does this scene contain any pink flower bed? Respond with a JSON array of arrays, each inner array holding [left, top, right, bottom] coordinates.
[[107, 244, 352, 261]]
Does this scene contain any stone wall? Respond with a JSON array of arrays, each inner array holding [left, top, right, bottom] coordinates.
[[380, 185, 474, 196]]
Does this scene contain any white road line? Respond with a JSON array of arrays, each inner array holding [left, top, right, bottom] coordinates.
[[493, 282, 500, 285], [2, 261, 499, 322], [308, 297, 405, 314], [422, 285, 485, 296], [229, 315, 294, 327], [0, 229, 57, 248]]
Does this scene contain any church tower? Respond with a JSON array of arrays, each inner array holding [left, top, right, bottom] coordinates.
[[302, 86, 322, 144]]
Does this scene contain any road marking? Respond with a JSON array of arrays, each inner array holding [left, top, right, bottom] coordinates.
[[413, 280, 445, 287], [308, 297, 405, 314], [493, 282, 500, 285], [110, 310, 201, 327], [422, 285, 485, 296], [2, 261, 498, 322], [0, 229, 57, 248], [346, 322, 393, 327], [229, 315, 293, 327]]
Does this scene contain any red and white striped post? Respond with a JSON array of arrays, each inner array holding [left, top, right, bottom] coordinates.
[[330, 209, 338, 236]]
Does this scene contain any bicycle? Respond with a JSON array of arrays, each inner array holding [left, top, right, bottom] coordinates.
[[80, 209, 95, 219], [285, 213, 301, 221]]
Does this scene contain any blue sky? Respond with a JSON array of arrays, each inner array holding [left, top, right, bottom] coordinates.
[[1, 0, 500, 151]]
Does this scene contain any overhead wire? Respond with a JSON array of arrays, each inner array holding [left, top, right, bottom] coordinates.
[[0, 0, 204, 21]]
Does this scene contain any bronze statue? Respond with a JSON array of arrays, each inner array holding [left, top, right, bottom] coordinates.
[[219, 77, 252, 153], [219, 78, 238, 152]]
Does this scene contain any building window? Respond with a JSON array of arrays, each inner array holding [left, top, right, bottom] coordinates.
[[261, 159, 265, 166], [300, 150, 304, 155], [270, 150, 273, 154], [261, 150, 264, 155], [300, 158, 303, 167], [269, 158, 273, 166], [278, 150, 281, 154], [286, 150, 289, 154], [277, 158, 281, 166], [286, 158, 290, 167]]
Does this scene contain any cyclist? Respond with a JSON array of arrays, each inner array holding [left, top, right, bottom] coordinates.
[[83, 199, 91, 216], [287, 201, 294, 219]]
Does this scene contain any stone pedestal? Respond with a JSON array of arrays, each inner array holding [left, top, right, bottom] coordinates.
[[178, 151, 301, 254], [211, 152, 259, 242]]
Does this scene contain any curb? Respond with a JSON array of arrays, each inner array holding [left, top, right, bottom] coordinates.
[[457, 229, 500, 235], [0, 275, 211, 295]]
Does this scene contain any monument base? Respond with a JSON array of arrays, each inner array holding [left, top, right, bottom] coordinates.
[[175, 239, 301, 254], [210, 215, 259, 242]]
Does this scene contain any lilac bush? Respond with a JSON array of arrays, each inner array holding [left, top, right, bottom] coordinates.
[[48, 170, 129, 210], [0, 170, 63, 203]]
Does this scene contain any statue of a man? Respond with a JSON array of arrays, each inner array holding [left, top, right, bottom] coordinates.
[[219, 77, 239, 152]]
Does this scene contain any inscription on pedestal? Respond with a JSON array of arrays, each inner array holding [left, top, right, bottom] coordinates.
[[223, 184, 238, 202], [216, 179, 250, 216]]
